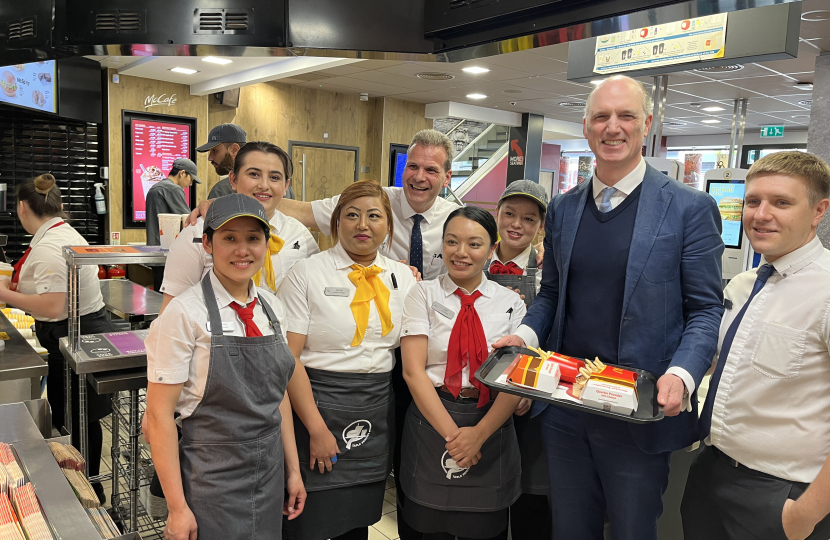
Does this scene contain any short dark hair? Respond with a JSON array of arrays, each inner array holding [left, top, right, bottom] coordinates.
[[442, 206, 498, 247], [168, 167, 183, 178], [16, 174, 67, 219], [234, 141, 293, 180]]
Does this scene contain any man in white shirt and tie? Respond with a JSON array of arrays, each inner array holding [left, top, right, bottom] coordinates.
[[682, 151, 830, 540]]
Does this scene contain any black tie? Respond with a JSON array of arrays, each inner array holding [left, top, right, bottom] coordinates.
[[410, 214, 424, 276], [699, 264, 775, 438]]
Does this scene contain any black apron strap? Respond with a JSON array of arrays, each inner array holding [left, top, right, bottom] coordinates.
[[257, 293, 280, 333], [200, 273, 225, 337], [527, 246, 538, 270]]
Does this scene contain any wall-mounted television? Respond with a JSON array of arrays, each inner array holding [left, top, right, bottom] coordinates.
[[389, 143, 409, 188], [122, 110, 197, 229], [0, 60, 56, 114]]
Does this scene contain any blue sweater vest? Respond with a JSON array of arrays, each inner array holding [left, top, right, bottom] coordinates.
[[560, 184, 642, 364]]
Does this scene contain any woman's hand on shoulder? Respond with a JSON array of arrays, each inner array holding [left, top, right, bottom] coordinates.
[[284, 469, 306, 520], [397, 260, 422, 282]]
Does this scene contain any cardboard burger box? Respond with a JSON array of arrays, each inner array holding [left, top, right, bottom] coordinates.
[[581, 366, 639, 415], [507, 354, 561, 394]]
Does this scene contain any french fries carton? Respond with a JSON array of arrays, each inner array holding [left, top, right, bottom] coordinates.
[[581, 366, 639, 415], [507, 354, 561, 394]]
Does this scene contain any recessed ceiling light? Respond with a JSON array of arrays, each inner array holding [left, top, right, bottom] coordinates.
[[202, 56, 232, 65], [466, 93, 487, 99], [793, 82, 814, 91], [416, 72, 455, 80], [462, 66, 490, 74], [701, 119, 721, 124], [802, 10, 830, 21], [799, 99, 813, 106], [689, 103, 702, 109], [694, 64, 744, 73], [170, 67, 198, 74], [702, 106, 726, 112]]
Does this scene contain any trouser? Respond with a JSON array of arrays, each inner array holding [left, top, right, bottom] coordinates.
[[682, 445, 830, 540], [541, 406, 671, 540], [152, 266, 164, 292], [510, 493, 553, 540]]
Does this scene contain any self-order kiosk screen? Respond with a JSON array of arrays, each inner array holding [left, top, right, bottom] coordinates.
[[707, 180, 745, 249]]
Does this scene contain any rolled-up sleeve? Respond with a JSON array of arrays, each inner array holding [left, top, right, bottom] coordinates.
[[401, 283, 430, 338], [146, 300, 196, 385]]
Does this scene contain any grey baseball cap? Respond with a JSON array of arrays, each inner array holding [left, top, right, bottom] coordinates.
[[171, 158, 201, 184], [204, 193, 270, 239], [197, 123, 247, 152], [499, 180, 548, 213]]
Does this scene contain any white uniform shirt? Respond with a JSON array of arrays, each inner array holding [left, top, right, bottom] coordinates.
[[490, 244, 542, 294], [278, 242, 416, 373], [706, 237, 830, 483], [311, 187, 460, 280], [146, 271, 287, 422], [401, 274, 526, 387], [160, 210, 319, 296], [16, 217, 105, 322]]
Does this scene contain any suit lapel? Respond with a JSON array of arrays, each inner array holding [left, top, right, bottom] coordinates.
[[621, 166, 673, 317]]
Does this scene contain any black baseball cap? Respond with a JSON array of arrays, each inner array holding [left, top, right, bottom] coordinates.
[[197, 123, 247, 152], [499, 180, 548, 214], [171, 158, 201, 184], [204, 194, 270, 239]]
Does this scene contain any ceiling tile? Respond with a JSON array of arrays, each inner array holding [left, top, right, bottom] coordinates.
[[312, 76, 411, 95], [507, 75, 591, 95], [772, 93, 813, 108], [683, 63, 773, 81], [667, 81, 764, 101], [345, 70, 453, 91], [350, 60, 400, 71], [477, 51, 569, 75], [315, 64, 370, 76], [722, 75, 812, 97], [740, 96, 805, 114], [527, 43, 571, 62]]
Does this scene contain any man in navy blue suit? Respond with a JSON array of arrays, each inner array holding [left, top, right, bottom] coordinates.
[[494, 74, 725, 540]]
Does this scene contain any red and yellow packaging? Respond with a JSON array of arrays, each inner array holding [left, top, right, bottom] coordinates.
[[507, 354, 561, 394], [581, 365, 639, 415]]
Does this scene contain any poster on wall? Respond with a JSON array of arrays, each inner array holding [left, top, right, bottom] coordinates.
[[122, 111, 197, 229], [684, 154, 703, 189], [594, 14, 728, 75], [0, 60, 56, 113]]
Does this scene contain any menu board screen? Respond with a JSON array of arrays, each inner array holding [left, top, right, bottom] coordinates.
[[130, 118, 192, 222], [0, 61, 56, 113]]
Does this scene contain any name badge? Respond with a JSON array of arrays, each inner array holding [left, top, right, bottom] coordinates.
[[206, 321, 236, 332], [432, 302, 455, 319], [324, 287, 350, 297]]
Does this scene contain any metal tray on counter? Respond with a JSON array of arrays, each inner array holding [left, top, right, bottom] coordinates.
[[474, 347, 664, 424]]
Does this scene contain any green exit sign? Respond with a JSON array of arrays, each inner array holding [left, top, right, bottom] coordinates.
[[761, 125, 785, 138]]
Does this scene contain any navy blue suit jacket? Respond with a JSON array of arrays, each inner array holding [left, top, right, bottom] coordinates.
[[525, 164, 724, 454]]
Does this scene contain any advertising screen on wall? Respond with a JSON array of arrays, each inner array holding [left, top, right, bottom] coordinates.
[[122, 110, 197, 229], [0, 60, 56, 113]]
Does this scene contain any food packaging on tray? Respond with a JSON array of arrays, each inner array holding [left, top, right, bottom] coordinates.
[[507, 354, 561, 393]]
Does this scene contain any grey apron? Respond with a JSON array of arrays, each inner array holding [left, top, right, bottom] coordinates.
[[179, 275, 295, 540], [484, 246, 538, 308], [399, 395, 522, 512], [294, 367, 394, 491]]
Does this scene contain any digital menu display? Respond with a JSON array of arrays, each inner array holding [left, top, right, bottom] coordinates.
[[130, 118, 192, 222], [0, 60, 56, 113], [707, 180, 745, 249]]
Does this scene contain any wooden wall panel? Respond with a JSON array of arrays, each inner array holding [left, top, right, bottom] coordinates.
[[380, 98, 434, 184], [107, 69, 209, 244]]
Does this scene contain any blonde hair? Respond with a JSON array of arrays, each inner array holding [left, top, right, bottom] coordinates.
[[409, 129, 454, 173], [746, 151, 830, 205]]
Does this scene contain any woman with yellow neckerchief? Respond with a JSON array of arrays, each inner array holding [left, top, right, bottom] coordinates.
[[278, 180, 416, 540]]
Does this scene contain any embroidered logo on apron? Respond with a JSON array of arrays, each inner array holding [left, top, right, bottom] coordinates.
[[441, 451, 470, 479], [343, 420, 372, 449]]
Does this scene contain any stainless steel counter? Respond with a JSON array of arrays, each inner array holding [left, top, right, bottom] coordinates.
[[0, 311, 47, 400], [0, 403, 102, 540], [58, 331, 149, 374], [100, 279, 162, 324]]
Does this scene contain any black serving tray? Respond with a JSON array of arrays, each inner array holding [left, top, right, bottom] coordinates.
[[475, 347, 664, 424]]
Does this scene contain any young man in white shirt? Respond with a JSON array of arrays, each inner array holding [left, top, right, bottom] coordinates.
[[681, 151, 830, 540]]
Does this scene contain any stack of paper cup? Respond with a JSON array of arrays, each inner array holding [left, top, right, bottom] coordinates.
[[158, 214, 183, 249], [0, 262, 12, 308]]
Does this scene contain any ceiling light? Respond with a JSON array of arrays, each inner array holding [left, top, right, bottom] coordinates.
[[694, 65, 744, 73], [416, 72, 455, 80], [559, 101, 586, 108], [202, 56, 232, 65], [802, 10, 830, 21], [466, 93, 487, 99], [589, 80, 605, 85], [701, 119, 721, 124], [702, 106, 726, 112], [793, 82, 814, 91], [170, 67, 198, 75], [462, 66, 490, 74], [689, 103, 702, 109]]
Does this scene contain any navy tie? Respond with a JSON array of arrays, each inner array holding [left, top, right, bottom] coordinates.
[[699, 264, 775, 438], [410, 214, 424, 276]]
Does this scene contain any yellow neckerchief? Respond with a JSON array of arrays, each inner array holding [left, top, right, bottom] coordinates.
[[253, 228, 285, 293], [347, 263, 393, 346]]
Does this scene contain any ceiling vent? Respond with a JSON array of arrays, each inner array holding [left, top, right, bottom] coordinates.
[[93, 11, 144, 33], [664, 121, 686, 126], [194, 8, 254, 35], [694, 64, 744, 73], [8, 18, 36, 41], [798, 99, 812, 106], [416, 72, 455, 80], [559, 101, 586, 108]]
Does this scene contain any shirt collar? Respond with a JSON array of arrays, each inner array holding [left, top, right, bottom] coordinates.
[[268, 210, 286, 233], [762, 236, 824, 277], [399, 187, 440, 224], [492, 244, 533, 269], [208, 270, 257, 309], [592, 158, 646, 200], [438, 272, 494, 299], [30, 217, 65, 247], [330, 240, 387, 271]]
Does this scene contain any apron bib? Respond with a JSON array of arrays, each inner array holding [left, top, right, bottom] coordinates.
[[295, 367, 394, 491], [400, 395, 521, 512], [485, 246, 538, 308], [179, 275, 295, 540]]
